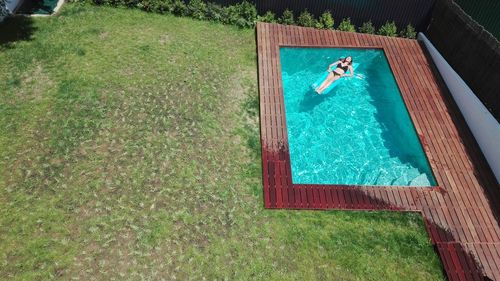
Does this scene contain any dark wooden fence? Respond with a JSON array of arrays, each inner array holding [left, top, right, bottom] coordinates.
[[426, 0, 500, 121], [454, 0, 500, 40], [211, 0, 436, 32]]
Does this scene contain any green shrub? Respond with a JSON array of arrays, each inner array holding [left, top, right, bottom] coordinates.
[[400, 23, 416, 39], [297, 10, 316, 27], [172, 0, 188, 16], [134, 0, 146, 11], [152, 0, 175, 14], [359, 20, 375, 34], [205, 2, 223, 22], [338, 17, 355, 32], [63, 0, 259, 28], [378, 21, 397, 37], [280, 9, 294, 25], [187, 0, 206, 20], [236, 0, 257, 27], [222, 5, 240, 25], [113, 0, 140, 8], [220, 1, 256, 28], [258, 11, 276, 23], [220, 5, 236, 25], [318, 10, 334, 29], [225, 1, 257, 28], [315, 21, 324, 29]]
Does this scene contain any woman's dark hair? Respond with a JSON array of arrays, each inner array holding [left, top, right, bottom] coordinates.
[[342, 56, 353, 65]]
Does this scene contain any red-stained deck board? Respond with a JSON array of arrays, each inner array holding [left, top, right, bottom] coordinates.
[[256, 23, 500, 280]]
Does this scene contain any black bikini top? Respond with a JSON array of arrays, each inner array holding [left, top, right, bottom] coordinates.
[[337, 62, 349, 72]]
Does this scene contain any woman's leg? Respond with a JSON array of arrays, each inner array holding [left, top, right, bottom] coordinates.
[[315, 73, 335, 93], [318, 75, 340, 93], [317, 74, 341, 94]]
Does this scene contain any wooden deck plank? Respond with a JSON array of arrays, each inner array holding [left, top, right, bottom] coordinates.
[[455, 243, 482, 281], [464, 170, 500, 242], [437, 243, 460, 281], [390, 37, 480, 243], [482, 243, 500, 273], [455, 172, 492, 242]]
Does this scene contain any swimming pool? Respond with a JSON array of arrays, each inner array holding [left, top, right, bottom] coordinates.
[[280, 47, 436, 186]]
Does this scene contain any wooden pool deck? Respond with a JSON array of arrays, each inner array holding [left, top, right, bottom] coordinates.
[[256, 22, 500, 280]]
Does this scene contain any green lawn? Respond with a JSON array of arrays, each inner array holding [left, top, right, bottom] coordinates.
[[0, 4, 445, 280]]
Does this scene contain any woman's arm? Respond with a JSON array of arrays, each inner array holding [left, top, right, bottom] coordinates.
[[342, 65, 354, 77], [328, 60, 341, 71]]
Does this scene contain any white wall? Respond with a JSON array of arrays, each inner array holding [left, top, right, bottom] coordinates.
[[418, 33, 500, 184]]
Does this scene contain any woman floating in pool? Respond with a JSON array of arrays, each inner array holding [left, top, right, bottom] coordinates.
[[314, 56, 354, 94]]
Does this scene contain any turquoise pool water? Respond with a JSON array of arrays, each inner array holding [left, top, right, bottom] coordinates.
[[280, 47, 437, 186]]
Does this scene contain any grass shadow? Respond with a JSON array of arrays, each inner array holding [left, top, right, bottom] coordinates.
[[0, 16, 37, 48]]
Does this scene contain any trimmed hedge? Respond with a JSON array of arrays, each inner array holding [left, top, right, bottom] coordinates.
[[359, 21, 376, 34], [257, 10, 276, 23], [70, 0, 415, 38], [400, 24, 416, 39], [279, 9, 294, 25], [318, 11, 334, 29], [338, 17, 355, 32], [378, 21, 398, 37], [297, 9, 316, 27]]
